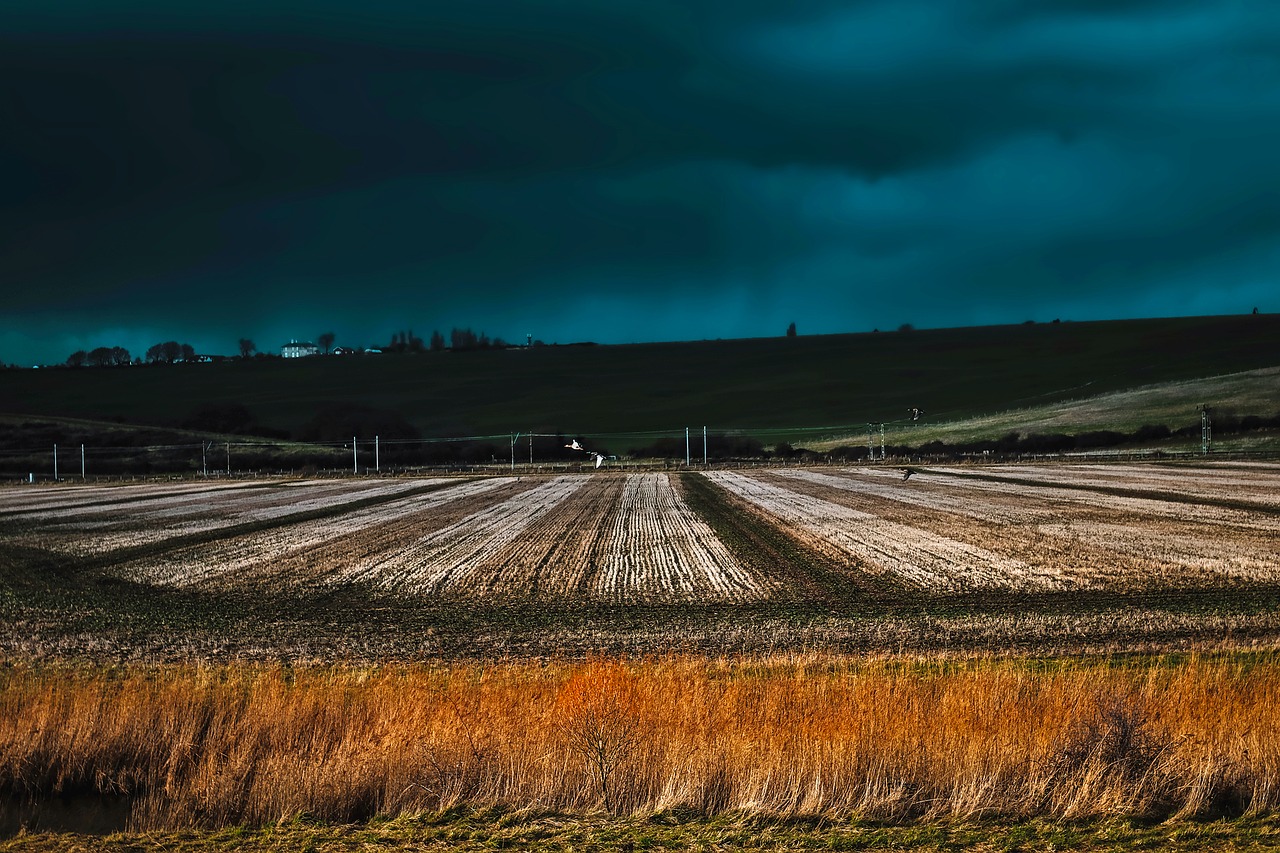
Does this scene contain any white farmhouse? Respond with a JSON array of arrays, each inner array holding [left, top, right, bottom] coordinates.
[[281, 340, 320, 358]]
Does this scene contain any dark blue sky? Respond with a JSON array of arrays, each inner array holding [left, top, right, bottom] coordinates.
[[3, 0, 1278, 365]]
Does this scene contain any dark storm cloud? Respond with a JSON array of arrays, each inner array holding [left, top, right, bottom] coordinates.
[[2, 0, 1278, 364]]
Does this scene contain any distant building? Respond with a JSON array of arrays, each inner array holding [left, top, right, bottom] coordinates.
[[332, 346, 357, 355], [281, 340, 319, 358]]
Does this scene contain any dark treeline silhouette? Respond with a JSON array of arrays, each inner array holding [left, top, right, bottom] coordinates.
[[449, 327, 509, 351], [386, 330, 424, 354], [144, 341, 196, 364], [66, 346, 131, 367], [65, 341, 206, 366], [384, 327, 511, 353]]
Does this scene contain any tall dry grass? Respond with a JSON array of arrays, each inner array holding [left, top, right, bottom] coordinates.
[[2, 654, 1277, 829]]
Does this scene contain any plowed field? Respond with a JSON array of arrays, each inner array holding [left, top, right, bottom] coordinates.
[[3, 462, 1279, 660]]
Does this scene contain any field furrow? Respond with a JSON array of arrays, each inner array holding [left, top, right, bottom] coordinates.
[[926, 467, 1280, 532], [777, 468, 1055, 524], [705, 472, 1048, 591], [115, 478, 518, 588], [461, 474, 626, 597], [335, 476, 588, 594], [959, 462, 1280, 508], [782, 467, 1280, 587], [676, 473, 871, 601], [765, 470, 1142, 589], [592, 473, 762, 601], [14, 479, 433, 556], [1037, 520, 1280, 583], [0, 480, 253, 515]]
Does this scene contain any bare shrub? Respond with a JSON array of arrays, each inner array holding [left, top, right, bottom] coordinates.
[[1047, 690, 1173, 817], [554, 661, 643, 814]]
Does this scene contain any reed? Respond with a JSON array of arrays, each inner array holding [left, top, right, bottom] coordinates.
[[2, 654, 1277, 829]]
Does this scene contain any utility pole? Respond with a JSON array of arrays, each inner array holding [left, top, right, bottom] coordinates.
[[703, 426, 707, 466], [226, 442, 230, 475], [81, 444, 85, 480], [1200, 405, 1213, 455], [53, 444, 58, 481], [375, 436, 380, 473], [863, 423, 886, 461], [352, 436, 358, 475], [685, 427, 691, 466], [529, 432, 533, 465]]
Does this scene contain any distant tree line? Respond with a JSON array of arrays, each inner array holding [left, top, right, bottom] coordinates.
[[66, 346, 131, 367], [60, 324, 522, 367], [386, 327, 511, 353], [145, 341, 197, 364], [63, 341, 210, 367]]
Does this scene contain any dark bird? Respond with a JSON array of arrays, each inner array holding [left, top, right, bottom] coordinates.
[[901, 467, 916, 481]]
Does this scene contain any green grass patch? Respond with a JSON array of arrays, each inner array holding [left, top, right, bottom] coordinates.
[[2, 810, 1277, 852]]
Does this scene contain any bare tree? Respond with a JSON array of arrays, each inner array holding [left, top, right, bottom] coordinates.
[[66, 350, 87, 368], [87, 346, 113, 367], [239, 338, 256, 359], [451, 327, 478, 350], [556, 666, 642, 815], [318, 331, 335, 354]]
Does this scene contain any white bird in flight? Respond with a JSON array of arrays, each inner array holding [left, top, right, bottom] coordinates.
[[565, 439, 584, 451], [588, 451, 606, 468]]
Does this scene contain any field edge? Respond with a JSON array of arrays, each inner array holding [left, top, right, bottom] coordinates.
[[3, 808, 1279, 852]]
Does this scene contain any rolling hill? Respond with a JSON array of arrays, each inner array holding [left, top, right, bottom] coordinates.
[[1, 314, 1277, 456]]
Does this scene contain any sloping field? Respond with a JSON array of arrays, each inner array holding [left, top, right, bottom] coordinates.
[[7, 478, 438, 557], [0, 473, 760, 602], [4, 462, 1279, 598], [744, 466, 1280, 589]]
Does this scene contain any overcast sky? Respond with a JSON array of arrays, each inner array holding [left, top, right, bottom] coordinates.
[[3, 0, 1278, 365]]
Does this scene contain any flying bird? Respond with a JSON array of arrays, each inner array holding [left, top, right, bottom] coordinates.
[[565, 439, 584, 451], [589, 452, 606, 469], [901, 467, 916, 481]]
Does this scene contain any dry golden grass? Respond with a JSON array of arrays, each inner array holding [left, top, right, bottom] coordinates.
[[3, 654, 1278, 830]]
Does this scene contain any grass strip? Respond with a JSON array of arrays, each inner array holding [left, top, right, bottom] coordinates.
[[2, 810, 1279, 852]]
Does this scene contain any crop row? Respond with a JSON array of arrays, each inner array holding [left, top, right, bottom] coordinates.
[[4, 462, 1278, 603]]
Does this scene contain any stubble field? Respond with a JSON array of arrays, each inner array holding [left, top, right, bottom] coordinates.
[[3, 462, 1280, 660], [6, 462, 1280, 599]]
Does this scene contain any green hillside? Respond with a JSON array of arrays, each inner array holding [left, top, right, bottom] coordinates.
[[2, 315, 1277, 450]]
